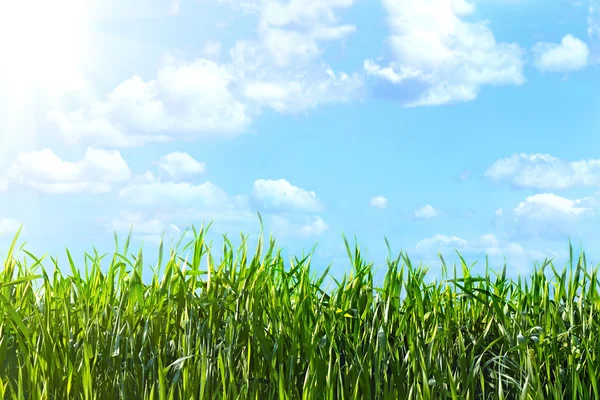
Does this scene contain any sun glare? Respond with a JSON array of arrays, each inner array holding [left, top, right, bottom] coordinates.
[[0, 0, 91, 98]]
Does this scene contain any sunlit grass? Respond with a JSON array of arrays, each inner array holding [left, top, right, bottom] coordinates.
[[0, 216, 599, 399]]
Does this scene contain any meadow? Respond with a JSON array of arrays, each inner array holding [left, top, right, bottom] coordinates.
[[0, 218, 598, 399]]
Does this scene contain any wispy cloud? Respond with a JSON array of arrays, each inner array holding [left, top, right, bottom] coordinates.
[[485, 153, 600, 189]]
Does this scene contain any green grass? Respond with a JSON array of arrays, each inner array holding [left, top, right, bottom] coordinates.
[[0, 218, 599, 399]]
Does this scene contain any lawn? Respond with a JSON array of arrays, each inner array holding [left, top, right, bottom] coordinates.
[[0, 219, 598, 399]]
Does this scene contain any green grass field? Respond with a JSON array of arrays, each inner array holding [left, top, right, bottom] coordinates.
[[0, 219, 598, 399]]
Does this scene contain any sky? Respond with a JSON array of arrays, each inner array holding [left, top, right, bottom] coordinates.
[[0, 0, 599, 284]]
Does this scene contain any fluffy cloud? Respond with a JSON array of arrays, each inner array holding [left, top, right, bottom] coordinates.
[[227, 0, 357, 67], [0, 218, 22, 236], [252, 179, 323, 212], [513, 193, 594, 220], [365, 0, 525, 106], [299, 216, 329, 236], [50, 0, 363, 147], [49, 56, 252, 147], [493, 192, 599, 242], [413, 204, 439, 219], [485, 153, 600, 189], [532, 34, 590, 72], [369, 195, 388, 209], [4, 148, 131, 193], [155, 152, 205, 180]]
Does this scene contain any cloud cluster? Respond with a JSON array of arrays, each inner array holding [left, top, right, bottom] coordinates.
[[365, 0, 525, 106], [48, 0, 363, 147]]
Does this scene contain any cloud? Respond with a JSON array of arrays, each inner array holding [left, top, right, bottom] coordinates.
[[513, 193, 594, 220], [299, 216, 329, 236], [369, 195, 388, 209], [108, 212, 186, 244], [270, 214, 329, 237], [242, 66, 363, 114], [365, 0, 525, 106], [119, 180, 248, 209], [413, 204, 439, 219], [232, 0, 358, 67], [252, 179, 323, 212], [4, 148, 131, 193], [109, 212, 180, 236], [0, 218, 22, 236], [415, 234, 468, 252], [50, 0, 363, 147], [49, 56, 252, 147], [532, 34, 590, 72], [155, 152, 205, 180], [0, 177, 7, 192], [484, 153, 600, 189]]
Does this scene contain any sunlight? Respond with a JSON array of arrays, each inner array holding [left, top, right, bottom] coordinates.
[[0, 0, 92, 98]]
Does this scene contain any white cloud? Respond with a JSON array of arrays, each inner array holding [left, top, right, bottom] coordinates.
[[480, 233, 500, 248], [513, 193, 594, 220], [485, 153, 600, 189], [495, 208, 504, 217], [0, 218, 22, 236], [242, 66, 363, 114], [532, 34, 590, 72], [109, 212, 179, 235], [415, 234, 468, 252], [252, 179, 323, 212], [0, 177, 7, 192], [50, 56, 252, 147], [155, 152, 205, 180], [270, 214, 329, 237], [369, 195, 388, 209], [413, 204, 439, 219], [119, 180, 247, 208], [365, 0, 525, 106], [4, 148, 131, 193], [239, 0, 358, 68], [50, 0, 363, 146], [299, 216, 329, 236]]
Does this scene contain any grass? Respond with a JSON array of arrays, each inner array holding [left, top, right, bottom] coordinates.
[[0, 217, 599, 399]]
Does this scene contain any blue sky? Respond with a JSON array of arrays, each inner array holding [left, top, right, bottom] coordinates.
[[0, 0, 599, 284]]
